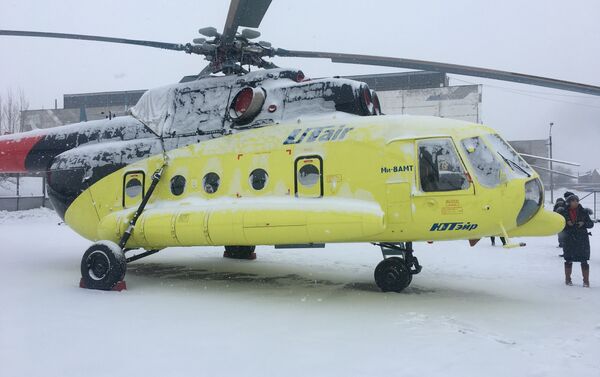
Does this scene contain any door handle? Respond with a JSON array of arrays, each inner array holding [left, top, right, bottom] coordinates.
[[427, 199, 437, 207]]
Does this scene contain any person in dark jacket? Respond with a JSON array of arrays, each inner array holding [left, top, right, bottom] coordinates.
[[560, 195, 594, 287], [553, 198, 567, 249], [553, 197, 566, 212]]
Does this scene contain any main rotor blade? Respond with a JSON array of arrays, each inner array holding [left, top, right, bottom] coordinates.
[[0, 30, 187, 51], [276, 50, 600, 96], [221, 0, 272, 44]]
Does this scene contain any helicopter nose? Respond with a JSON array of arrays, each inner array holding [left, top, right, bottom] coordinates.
[[0, 133, 43, 173], [507, 208, 565, 237]]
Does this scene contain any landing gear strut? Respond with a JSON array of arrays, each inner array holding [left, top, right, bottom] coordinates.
[[372, 242, 422, 293]]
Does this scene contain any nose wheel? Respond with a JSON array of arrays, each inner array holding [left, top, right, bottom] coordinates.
[[373, 242, 422, 293], [80, 241, 162, 291], [80, 241, 126, 291]]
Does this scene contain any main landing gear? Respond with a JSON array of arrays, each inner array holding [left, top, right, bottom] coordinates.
[[373, 242, 422, 293]]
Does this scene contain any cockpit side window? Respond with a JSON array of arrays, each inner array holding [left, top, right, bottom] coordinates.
[[417, 138, 470, 192], [461, 136, 503, 188]]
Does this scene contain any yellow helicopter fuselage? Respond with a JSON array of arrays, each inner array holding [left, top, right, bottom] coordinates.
[[63, 114, 564, 250]]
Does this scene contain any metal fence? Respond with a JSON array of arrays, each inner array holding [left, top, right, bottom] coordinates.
[[577, 190, 599, 221], [0, 173, 52, 212]]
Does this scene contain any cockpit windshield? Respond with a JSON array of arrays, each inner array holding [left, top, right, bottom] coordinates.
[[484, 134, 533, 178], [461, 136, 503, 187]]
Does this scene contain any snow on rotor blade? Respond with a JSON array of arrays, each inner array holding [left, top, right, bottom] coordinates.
[[519, 153, 580, 166], [275, 49, 600, 96]]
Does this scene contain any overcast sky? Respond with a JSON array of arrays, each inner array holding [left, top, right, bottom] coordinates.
[[1, 0, 599, 170]]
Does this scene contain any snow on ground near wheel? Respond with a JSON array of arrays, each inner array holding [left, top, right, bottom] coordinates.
[[1, 209, 599, 377]]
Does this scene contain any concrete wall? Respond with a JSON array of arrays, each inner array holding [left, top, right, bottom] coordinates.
[[378, 85, 481, 123]]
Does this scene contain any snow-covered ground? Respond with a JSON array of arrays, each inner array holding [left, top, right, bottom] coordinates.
[[1, 208, 599, 377]]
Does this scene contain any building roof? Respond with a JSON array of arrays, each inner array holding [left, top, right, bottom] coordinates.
[[63, 89, 146, 109]]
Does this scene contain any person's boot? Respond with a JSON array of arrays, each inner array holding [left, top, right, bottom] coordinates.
[[565, 262, 573, 286], [582, 263, 590, 288]]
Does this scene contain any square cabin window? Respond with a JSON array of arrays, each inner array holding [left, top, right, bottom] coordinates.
[[418, 138, 470, 192]]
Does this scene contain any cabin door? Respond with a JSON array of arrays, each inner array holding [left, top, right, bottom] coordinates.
[[295, 155, 323, 198]]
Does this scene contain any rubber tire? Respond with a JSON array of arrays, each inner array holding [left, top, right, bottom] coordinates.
[[374, 257, 412, 293], [224, 245, 256, 259], [81, 242, 127, 290]]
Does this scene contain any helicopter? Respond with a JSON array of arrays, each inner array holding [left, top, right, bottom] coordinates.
[[1, 0, 599, 293]]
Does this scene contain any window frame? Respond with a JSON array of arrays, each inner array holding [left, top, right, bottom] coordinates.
[[294, 155, 324, 198], [202, 172, 221, 195], [249, 168, 269, 191], [415, 137, 472, 195], [170, 175, 187, 196], [122, 170, 145, 208]]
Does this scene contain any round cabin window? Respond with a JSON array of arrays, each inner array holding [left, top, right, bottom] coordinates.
[[170, 175, 186, 196], [203, 172, 220, 194], [298, 164, 320, 187], [249, 168, 268, 190], [125, 178, 143, 198]]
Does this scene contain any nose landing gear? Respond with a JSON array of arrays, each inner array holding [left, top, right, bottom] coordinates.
[[373, 242, 422, 293], [80, 243, 162, 291]]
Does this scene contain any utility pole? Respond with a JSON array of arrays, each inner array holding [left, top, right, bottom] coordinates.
[[549, 122, 554, 204]]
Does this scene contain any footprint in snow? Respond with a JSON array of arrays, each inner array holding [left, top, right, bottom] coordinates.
[[450, 319, 516, 346], [493, 337, 516, 345]]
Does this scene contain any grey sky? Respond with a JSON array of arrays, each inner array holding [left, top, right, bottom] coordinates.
[[1, 0, 599, 170]]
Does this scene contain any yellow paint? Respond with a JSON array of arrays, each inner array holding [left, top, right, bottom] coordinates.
[[64, 115, 565, 249]]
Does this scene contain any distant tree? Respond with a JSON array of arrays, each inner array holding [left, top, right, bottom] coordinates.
[[1, 88, 29, 134]]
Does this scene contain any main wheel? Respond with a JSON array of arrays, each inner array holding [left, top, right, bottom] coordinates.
[[81, 241, 126, 290], [374, 257, 412, 292], [223, 245, 256, 260]]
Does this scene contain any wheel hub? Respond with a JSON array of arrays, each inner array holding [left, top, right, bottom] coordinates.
[[385, 270, 400, 285], [87, 251, 110, 280]]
